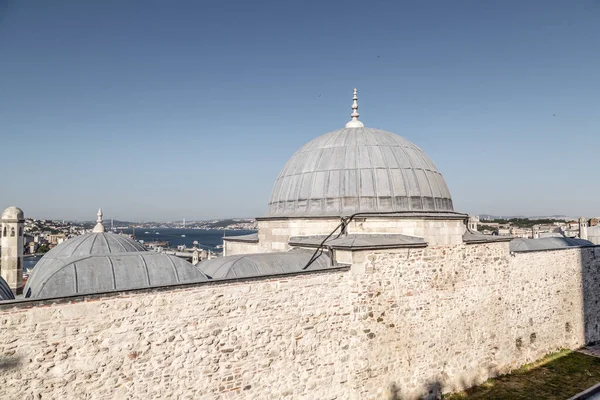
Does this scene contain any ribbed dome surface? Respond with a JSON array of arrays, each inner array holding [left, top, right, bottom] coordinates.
[[198, 249, 331, 279], [0, 275, 15, 300], [26, 252, 208, 298], [268, 127, 453, 217], [36, 232, 145, 259], [24, 232, 146, 295]]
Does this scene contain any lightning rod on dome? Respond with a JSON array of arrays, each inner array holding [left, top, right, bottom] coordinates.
[[345, 88, 365, 128], [93, 208, 105, 233]]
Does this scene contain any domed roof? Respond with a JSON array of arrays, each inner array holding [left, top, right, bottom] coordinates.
[[0, 275, 15, 301], [24, 232, 146, 295], [198, 248, 331, 279], [1, 206, 24, 220], [510, 237, 594, 252], [25, 252, 208, 298], [268, 117, 453, 217], [39, 232, 145, 259]]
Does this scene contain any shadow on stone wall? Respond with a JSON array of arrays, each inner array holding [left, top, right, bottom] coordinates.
[[390, 380, 443, 400], [389, 365, 497, 399], [0, 356, 21, 372], [582, 247, 600, 345]]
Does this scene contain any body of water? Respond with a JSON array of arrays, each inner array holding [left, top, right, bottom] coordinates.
[[23, 229, 256, 272], [121, 228, 256, 250], [24, 256, 42, 273]]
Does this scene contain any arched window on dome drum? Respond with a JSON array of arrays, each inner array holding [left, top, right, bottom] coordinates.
[[17, 257, 21, 270], [19, 227, 22, 236], [2, 227, 5, 237], [11, 227, 15, 237]]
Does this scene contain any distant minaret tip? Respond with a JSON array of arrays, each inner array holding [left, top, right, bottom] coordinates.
[[345, 88, 365, 128], [93, 208, 105, 233]]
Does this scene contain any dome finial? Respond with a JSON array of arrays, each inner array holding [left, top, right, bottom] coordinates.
[[345, 88, 365, 128], [93, 208, 105, 233]]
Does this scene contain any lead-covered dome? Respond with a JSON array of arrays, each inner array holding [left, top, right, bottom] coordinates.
[[268, 95, 453, 217], [34, 232, 146, 260], [26, 252, 208, 298], [268, 90, 453, 217], [24, 232, 146, 295], [0, 275, 15, 300]]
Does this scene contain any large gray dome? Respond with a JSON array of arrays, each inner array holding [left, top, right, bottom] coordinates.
[[268, 127, 453, 217]]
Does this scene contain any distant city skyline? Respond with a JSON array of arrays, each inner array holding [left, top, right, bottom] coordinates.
[[1, 1, 599, 220]]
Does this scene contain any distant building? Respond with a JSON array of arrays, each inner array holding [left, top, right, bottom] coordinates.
[[468, 216, 479, 231], [28, 242, 38, 255], [48, 233, 66, 245]]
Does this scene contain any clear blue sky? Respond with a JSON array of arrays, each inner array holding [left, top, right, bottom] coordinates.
[[1, 1, 598, 221]]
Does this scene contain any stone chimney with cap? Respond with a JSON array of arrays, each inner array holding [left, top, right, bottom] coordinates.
[[1, 206, 25, 294], [579, 217, 588, 240]]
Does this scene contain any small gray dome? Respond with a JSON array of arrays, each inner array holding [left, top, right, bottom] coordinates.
[[268, 127, 453, 217], [24, 232, 146, 295], [0, 275, 15, 301], [26, 252, 209, 298], [1, 206, 24, 220], [510, 237, 594, 252], [198, 249, 331, 279]]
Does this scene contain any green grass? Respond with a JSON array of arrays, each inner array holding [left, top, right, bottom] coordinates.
[[444, 350, 600, 400]]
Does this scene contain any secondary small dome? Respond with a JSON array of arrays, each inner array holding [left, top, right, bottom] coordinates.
[[24, 209, 147, 296], [268, 89, 453, 217], [24, 231, 147, 295], [26, 252, 208, 298], [198, 249, 331, 279]]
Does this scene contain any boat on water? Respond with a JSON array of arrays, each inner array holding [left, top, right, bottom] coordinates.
[[215, 244, 224, 249], [145, 231, 150, 234], [181, 234, 186, 237], [155, 232, 160, 235]]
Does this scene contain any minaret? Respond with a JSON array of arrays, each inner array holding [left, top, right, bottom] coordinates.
[[579, 217, 588, 240], [1, 206, 25, 294], [345, 88, 365, 128], [93, 208, 105, 233]]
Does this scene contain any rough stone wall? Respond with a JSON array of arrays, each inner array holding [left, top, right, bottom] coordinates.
[[255, 217, 465, 253], [0, 271, 353, 400], [347, 244, 600, 399], [223, 240, 262, 257], [256, 218, 341, 252], [1, 244, 600, 399], [347, 218, 465, 246]]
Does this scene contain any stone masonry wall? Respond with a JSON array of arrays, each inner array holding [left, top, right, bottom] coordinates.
[[348, 244, 600, 398], [255, 217, 466, 254], [1, 244, 600, 399], [0, 271, 353, 400], [223, 240, 262, 257]]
